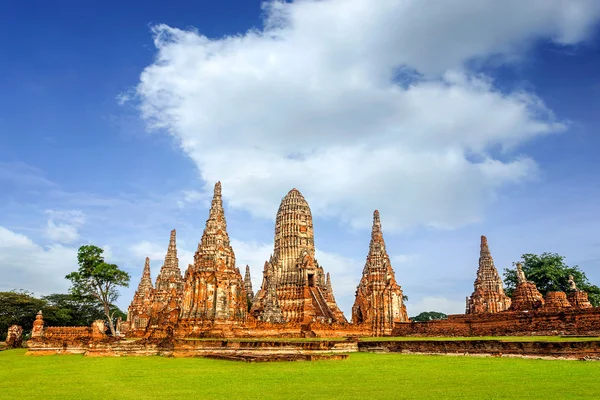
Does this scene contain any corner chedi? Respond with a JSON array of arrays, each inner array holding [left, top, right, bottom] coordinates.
[[179, 182, 248, 323], [508, 262, 544, 311], [567, 275, 593, 309], [244, 265, 254, 304], [126, 257, 154, 336], [147, 229, 184, 333], [250, 188, 346, 324], [352, 210, 408, 335], [466, 236, 512, 314]]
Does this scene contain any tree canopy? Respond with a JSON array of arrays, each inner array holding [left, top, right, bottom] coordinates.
[[0, 290, 46, 340], [410, 311, 448, 322], [66, 245, 130, 335], [503, 252, 600, 307]]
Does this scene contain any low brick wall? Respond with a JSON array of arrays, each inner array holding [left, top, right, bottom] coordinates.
[[393, 308, 600, 337], [358, 340, 600, 359]]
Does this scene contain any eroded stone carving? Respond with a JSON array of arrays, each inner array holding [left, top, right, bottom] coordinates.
[[568, 275, 578, 292], [31, 310, 44, 339], [6, 325, 23, 349]]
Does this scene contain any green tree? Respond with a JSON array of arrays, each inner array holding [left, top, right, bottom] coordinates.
[[503, 252, 600, 307], [410, 311, 448, 322], [65, 245, 130, 335], [42, 293, 106, 327], [0, 290, 47, 340]]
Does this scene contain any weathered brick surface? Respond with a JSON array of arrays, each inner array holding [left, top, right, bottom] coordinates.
[[251, 188, 346, 324], [6, 325, 23, 349], [543, 291, 572, 309], [352, 210, 408, 336], [466, 236, 511, 314], [509, 281, 544, 311], [126, 257, 154, 336], [180, 182, 247, 323], [393, 307, 600, 337]]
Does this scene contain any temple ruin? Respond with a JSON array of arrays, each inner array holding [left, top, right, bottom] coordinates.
[[250, 188, 346, 324], [23, 181, 600, 357], [352, 210, 408, 335], [466, 236, 512, 314]]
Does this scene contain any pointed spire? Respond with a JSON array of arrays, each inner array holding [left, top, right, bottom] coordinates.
[[155, 229, 183, 293], [137, 257, 153, 291], [208, 181, 225, 222], [245, 265, 252, 284], [163, 229, 178, 270], [368, 210, 386, 256], [326, 272, 332, 292], [480, 235, 491, 259], [244, 265, 254, 301], [471, 235, 507, 298]]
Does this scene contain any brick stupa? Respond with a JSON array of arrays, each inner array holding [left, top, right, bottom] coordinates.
[[509, 263, 544, 311], [148, 230, 185, 332], [466, 236, 512, 314], [126, 257, 154, 335], [179, 182, 248, 322], [352, 210, 408, 335], [250, 188, 346, 324]]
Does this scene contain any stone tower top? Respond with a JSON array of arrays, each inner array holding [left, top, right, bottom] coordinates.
[[474, 235, 505, 294], [137, 257, 154, 292], [480, 235, 491, 258], [192, 181, 236, 273], [274, 188, 315, 270], [155, 229, 183, 293]]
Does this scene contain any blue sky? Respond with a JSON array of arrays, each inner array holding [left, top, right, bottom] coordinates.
[[1, 0, 600, 317]]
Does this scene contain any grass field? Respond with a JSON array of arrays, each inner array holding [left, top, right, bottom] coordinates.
[[1, 349, 599, 399]]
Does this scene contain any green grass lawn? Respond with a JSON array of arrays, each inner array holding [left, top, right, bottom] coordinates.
[[1, 349, 599, 399]]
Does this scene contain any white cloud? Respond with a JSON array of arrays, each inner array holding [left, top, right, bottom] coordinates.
[[131, 0, 600, 231], [44, 220, 80, 243], [43, 209, 85, 244], [0, 226, 78, 295]]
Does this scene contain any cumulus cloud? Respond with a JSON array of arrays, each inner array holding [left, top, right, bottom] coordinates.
[[0, 227, 78, 295], [130, 0, 600, 231], [129, 240, 194, 269], [43, 209, 86, 244]]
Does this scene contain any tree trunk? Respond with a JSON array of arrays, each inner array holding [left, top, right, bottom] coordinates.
[[103, 302, 116, 336]]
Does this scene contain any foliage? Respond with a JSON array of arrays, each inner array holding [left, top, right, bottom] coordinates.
[[410, 311, 448, 322], [0, 290, 128, 340], [41, 294, 106, 327], [2, 350, 600, 399], [65, 245, 130, 335], [0, 290, 46, 340], [503, 252, 600, 307]]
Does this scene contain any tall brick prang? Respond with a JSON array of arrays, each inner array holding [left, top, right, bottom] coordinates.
[[148, 230, 184, 331], [179, 182, 247, 322], [250, 188, 346, 324], [466, 236, 512, 314], [352, 210, 408, 335], [126, 257, 154, 334]]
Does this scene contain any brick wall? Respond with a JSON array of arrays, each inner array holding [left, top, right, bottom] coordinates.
[[393, 307, 600, 337]]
